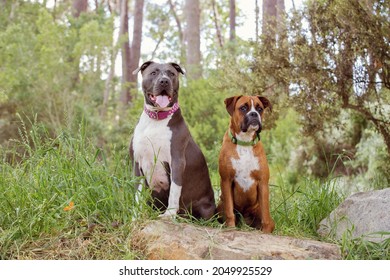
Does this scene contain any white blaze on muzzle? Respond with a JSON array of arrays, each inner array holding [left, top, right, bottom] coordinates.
[[248, 99, 261, 120]]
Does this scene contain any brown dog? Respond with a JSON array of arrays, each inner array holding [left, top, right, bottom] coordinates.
[[217, 95, 275, 233]]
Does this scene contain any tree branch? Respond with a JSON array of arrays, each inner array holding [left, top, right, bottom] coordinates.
[[211, 0, 224, 48], [167, 0, 185, 63]]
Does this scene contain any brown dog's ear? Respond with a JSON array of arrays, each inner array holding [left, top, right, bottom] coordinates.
[[224, 95, 243, 116], [169, 62, 185, 75], [132, 61, 155, 75], [257, 96, 272, 112]]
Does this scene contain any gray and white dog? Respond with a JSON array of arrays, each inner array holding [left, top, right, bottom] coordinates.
[[130, 61, 216, 219]]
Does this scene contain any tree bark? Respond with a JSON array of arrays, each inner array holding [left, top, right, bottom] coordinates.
[[255, 0, 260, 43], [262, 0, 277, 46], [184, 0, 201, 80], [229, 0, 236, 42], [129, 0, 145, 97], [119, 0, 132, 106], [168, 0, 185, 64], [276, 0, 285, 38], [276, 0, 289, 94], [70, 0, 88, 91], [101, 49, 117, 120], [72, 0, 88, 18], [212, 0, 224, 48]]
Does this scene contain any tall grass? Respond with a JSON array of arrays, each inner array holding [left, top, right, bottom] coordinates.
[[340, 232, 390, 260], [0, 120, 155, 259], [270, 174, 345, 238], [1, 120, 389, 259], [268, 171, 390, 260]]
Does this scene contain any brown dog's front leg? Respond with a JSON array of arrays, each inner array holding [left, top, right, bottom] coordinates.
[[221, 178, 235, 227], [258, 183, 275, 233]]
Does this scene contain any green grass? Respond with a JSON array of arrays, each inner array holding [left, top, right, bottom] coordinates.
[[270, 175, 345, 238], [1, 121, 389, 259], [340, 232, 390, 260], [0, 121, 156, 259]]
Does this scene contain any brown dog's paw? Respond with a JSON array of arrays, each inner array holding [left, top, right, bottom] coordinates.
[[225, 218, 236, 228], [261, 219, 275, 233]]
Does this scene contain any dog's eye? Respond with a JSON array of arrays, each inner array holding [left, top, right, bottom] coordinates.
[[151, 71, 156, 75], [168, 71, 175, 77], [240, 105, 248, 112], [256, 106, 263, 113]]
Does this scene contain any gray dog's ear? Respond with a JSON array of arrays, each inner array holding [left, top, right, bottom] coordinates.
[[132, 61, 155, 75], [169, 62, 185, 75], [224, 95, 243, 116]]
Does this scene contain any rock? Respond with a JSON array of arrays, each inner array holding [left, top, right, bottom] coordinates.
[[131, 220, 341, 260], [318, 188, 390, 242]]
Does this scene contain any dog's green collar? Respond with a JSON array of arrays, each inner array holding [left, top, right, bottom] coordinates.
[[229, 130, 260, 146]]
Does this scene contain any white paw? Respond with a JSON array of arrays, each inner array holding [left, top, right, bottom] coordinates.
[[159, 208, 178, 219]]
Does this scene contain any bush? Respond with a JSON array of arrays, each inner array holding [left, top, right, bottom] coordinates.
[[346, 127, 390, 190], [179, 79, 230, 173]]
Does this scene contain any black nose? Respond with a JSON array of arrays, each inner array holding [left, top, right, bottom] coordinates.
[[159, 77, 170, 87], [249, 112, 258, 118]]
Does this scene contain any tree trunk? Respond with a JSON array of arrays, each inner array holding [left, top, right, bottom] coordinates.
[[276, 0, 289, 94], [129, 0, 145, 98], [184, 0, 201, 80], [168, 0, 185, 65], [229, 0, 236, 42], [276, 0, 285, 38], [262, 0, 277, 46], [119, 0, 132, 106], [70, 0, 88, 90], [72, 0, 88, 18], [100, 48, 118, 120], [255, 0, 260, 43], [212, 0, 224, 48]]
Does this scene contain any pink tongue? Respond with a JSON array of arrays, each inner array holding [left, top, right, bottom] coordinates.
[[156, 95, 170, 108]]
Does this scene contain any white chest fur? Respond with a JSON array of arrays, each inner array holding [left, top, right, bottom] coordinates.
[[231, 145, 260, 192], [132, 112, 172, 188]]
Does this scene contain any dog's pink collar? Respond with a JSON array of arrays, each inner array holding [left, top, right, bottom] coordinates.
[[144, 103, 180, 120]]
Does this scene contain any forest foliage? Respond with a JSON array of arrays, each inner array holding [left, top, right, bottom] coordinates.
[[2, 0, 388, 185], [0, 0, 389, 260]]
